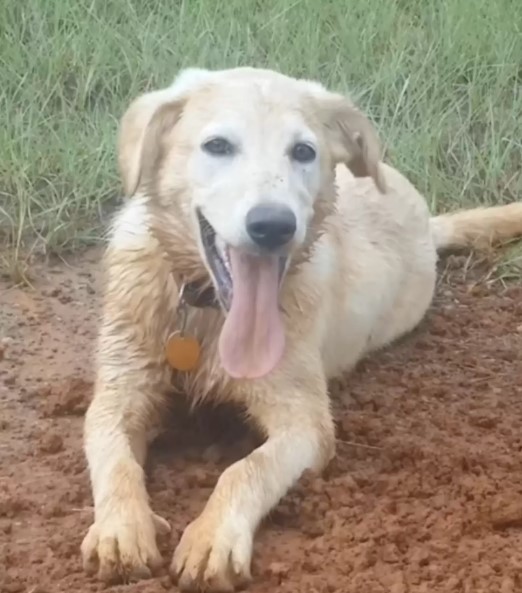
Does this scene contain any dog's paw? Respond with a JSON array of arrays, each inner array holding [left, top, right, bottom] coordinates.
[[81, 506, 170, 584], [171, 510, 253, 592]]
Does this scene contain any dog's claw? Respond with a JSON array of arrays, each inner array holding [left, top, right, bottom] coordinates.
[[171, 511, 253, 592], [81, 506, 169, 584]]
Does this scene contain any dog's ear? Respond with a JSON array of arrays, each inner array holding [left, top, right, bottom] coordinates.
[[319, 94, 386, 193], [117, 92, 185, 197], [118, 68, 215, 196]]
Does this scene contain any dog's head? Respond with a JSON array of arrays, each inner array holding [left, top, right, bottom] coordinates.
[[118, 67, 385, 380]]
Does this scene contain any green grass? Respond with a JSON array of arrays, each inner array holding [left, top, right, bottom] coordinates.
[[1, 0, 521, 267]]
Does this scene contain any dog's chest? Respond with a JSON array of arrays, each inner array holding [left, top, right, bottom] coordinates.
[[167, 307, 229, 404]]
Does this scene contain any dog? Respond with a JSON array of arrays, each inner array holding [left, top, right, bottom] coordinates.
[[81, 66, 522, 592]]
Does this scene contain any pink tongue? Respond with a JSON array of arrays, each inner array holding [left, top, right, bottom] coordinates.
[[218, 248, 285, 379]]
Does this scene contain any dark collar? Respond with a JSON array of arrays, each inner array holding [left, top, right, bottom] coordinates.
[[182, 279, 219, 309]]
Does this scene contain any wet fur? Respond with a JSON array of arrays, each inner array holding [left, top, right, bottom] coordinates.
[[81, 67, 522, 591]]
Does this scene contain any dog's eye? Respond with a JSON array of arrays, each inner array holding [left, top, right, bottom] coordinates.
[[291, 142, 316, 164], [202, 137, 235, 156]]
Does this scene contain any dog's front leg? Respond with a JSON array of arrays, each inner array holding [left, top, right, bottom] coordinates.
[[81, 373, 170, 583], [172, 369, 335, 592], [81, 244, 176, 583]]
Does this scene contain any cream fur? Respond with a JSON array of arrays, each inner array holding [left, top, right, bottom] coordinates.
[[82, 67, 522, 591]]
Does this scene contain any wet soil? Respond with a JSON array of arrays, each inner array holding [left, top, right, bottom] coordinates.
[[1, 250, 522, 593]]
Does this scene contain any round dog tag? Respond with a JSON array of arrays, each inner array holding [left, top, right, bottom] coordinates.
[[165, 334, 200, 371]]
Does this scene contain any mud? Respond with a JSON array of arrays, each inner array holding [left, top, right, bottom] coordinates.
[[1, 250, 522, 593]]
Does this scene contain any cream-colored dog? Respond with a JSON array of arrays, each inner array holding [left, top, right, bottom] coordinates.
[[81, 66, 522, 591]]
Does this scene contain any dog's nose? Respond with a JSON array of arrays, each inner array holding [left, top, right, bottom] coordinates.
[[246, 204, 297, 250]]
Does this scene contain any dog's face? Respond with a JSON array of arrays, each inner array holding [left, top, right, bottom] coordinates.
[[119, 68, 385, 379]]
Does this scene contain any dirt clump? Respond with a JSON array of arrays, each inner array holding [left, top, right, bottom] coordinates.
[[41, 377, 93, 417]]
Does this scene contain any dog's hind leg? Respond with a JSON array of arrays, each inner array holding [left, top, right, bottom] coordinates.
[[171, 361, 335, 592]]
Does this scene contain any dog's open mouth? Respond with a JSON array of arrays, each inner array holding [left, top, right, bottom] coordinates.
[[197, 210, 288, 380], [197, 210, 287, 311]]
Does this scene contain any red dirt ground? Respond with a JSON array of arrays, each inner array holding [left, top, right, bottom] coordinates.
[[1, 250, 522, 593]]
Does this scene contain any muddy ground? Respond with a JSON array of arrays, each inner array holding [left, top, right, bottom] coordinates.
[[1, 250, 522, 593]]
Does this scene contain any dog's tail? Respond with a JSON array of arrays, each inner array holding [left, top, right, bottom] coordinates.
[[430, 203, 522, 251]]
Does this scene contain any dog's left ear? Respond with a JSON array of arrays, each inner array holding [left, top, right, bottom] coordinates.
[[319, 94, 386, 194]]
